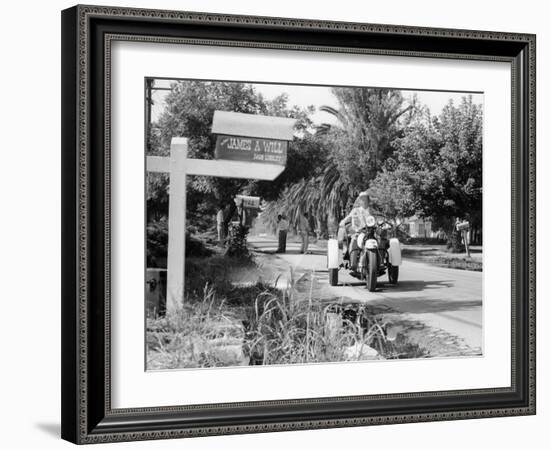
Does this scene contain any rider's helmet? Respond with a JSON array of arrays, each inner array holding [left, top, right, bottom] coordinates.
[[353, 191, 369, 208]]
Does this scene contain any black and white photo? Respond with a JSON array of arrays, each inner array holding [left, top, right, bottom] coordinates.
[[144, 79, 484, 370]]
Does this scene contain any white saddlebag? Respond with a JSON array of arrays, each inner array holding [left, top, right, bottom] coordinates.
[[388, 238, 402, 266], [327, 238, 340, 269]]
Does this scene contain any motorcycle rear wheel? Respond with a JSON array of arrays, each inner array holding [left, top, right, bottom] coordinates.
[[388, 264, 399, 284], [329, 268, 339, 286]]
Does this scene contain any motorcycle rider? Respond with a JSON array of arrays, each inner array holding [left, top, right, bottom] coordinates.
[[340, 191, 374, 233], [339, 192, 376, 273]]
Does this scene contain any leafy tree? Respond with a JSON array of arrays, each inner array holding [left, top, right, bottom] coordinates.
[[368, 96, 483, 249], [367, 166, 417, 220], [153, 81, 266, 212], [147, 80, 326, 260]]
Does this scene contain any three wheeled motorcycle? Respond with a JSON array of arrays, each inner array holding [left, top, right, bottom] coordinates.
[[327, 216, 402, 292]]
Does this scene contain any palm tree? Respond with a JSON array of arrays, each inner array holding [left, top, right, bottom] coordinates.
[[262, 88, 415, 236], [318, 87, 415, 188], [261, 162, 359, 237]]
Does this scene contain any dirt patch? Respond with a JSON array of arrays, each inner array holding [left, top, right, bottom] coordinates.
[[378, 310, 482, 358], [401, 245, 482, 271]]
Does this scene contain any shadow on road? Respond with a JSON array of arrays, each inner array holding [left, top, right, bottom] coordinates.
[[338, 279, 454, 291], [253, 249, 325, 256], [369, 296, 482, 314], [377, 279, 454, 292]]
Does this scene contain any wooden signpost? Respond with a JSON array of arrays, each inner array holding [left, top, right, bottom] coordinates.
[[146, 111, 295, 314]]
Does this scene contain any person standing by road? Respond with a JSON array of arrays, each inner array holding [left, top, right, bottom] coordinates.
[[298, 211, 310, 254], [216, 204, 225, 245], [276, 214, 289, 253]]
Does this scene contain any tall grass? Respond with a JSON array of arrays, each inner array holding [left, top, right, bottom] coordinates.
[[146, 266, 427, 370], [147, 284, 249, 369], [243, 278, 380, 365]]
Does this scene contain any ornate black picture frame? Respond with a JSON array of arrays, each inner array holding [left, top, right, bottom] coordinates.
[[61, 4, 536, 444]]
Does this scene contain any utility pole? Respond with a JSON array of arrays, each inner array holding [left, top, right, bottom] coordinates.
[[145, 78, 153, 153], [145, 78, 172, 153]]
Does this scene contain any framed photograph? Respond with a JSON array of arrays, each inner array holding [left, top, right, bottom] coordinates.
[[61, 4, 536, 444]]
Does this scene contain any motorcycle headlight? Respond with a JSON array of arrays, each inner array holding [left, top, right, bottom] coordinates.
[[365, 239, 378, 250], [366, 215, 376, 227]]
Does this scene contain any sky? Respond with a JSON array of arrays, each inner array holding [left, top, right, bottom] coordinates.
[[150, 78, 483, 125]]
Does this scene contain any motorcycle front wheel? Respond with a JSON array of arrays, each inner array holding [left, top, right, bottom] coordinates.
[[365, 251, 378, 292]]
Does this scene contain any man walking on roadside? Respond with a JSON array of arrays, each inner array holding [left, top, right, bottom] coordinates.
[[276, 214, 289, 253], [298, 211, 310, 254], [216, 204, 225, 244]]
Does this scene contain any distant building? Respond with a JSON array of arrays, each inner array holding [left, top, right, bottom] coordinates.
[[404, 215, 481, 245], [405, 216, 440, 239]]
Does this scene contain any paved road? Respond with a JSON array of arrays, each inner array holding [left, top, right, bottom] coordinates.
[[248, 235, 482, 351]]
